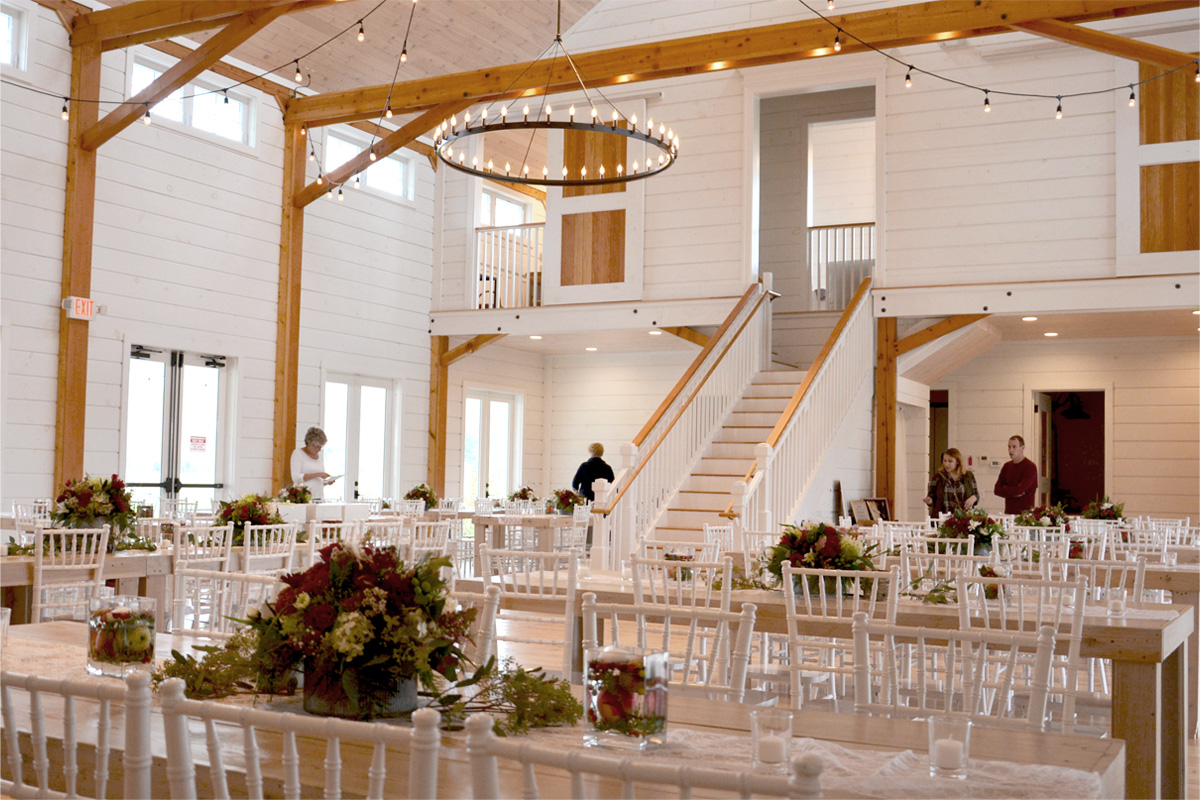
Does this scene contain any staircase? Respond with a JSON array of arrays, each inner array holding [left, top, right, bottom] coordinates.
[[653, 369, 807, 540]]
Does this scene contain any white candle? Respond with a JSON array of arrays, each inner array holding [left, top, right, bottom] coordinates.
[[758, 734, 786, 764], [1108, 598, 1126, 614], [932, 738, 965, 769]]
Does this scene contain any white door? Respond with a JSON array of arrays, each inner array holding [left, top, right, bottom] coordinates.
[[462, 389, 521, 502], [322, 375, 396, 503], [1030, 391, 1054, 508]]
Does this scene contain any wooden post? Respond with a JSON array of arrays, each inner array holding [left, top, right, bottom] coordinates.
[[874, 317, 898, 510], [53, 40, 101, 488], [428, 336, 449, 495], [272, 123, 306, 490]]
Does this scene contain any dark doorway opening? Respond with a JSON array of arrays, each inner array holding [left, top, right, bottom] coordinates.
[[929, 389, 949, 476], [1047, 391, 1104, 514]]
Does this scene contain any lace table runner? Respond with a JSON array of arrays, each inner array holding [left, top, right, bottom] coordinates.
[[527, 726, 1103, 799]]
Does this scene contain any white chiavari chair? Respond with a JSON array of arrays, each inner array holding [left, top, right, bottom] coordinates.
[[238, 522, 298, 577], [300, 519, 361, 568], [12, 500, 52, 545], [955, 574, 1090, 733], [702, 522, 736, 556], [399, 499, 426, 516], [899, 550, 993, 589], [361, 519, 409, 549], [741, 530, 781, 570], [851, 612, 1056, 730], [412, 519, 455, 561], [172, 568, 283, 640], [893, 534, 976, 557], [448, 584, 501, 665], [553, 503, 591, 553], [1106, 528, 1169, 564], [497, 512, 535, 550], [474, 497, 496, 515], [1, 670, 153, 799], [160, 680, 443, 800], [637, 538, 719, 564], [780, 563, 901, 709], [463, 713, 824, 800], [582, 592, 758, 703], [161, 498, 198, 522], [481, 546, 579, 680], [31, 525, 110, 622]]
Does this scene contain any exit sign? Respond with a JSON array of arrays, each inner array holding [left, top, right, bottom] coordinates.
[[64, 296, 95, 320]]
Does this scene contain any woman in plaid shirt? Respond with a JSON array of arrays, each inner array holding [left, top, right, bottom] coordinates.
[[923, 448, 978, 516]]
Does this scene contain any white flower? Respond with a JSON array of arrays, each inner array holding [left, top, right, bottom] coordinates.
[[294, 591, 311, 610], [840, 538, 863, 560], [1039, 516, 1051, 526]]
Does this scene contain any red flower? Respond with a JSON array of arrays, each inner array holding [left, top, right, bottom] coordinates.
[[341, 595, 363, 613], [304, 603, 337, 631], [276, 586, 298, 616], [820, 532, 842, 560]]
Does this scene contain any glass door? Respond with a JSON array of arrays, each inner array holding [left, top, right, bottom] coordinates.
[[322, 375, 395, 503], [124, 346, 226, 512], [462, 389, 520, 503]]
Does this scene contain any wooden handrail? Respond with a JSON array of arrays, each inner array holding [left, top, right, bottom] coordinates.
[[595, 284, 767, 515], [807, 222, 875, 231], [764, 278, 872, 448], [475, 222, 546, 232], [720, 458, 759, 518], [631, 283, 760, 447]]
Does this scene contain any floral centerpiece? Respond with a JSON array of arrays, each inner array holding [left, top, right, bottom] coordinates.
[[936, 508, 1006, 552], [1082, 497, 1124, 521], [247, 544, 476, 719], [216, 493, 285, 546], [404, 483, 439, 510], [53, 474, 136, 538], [508, 486, 537, 503], [584, 646, 669, 749], [765, 522, 877, 594], [552, 488, 586, 513], [277, 484, 312, 504], [1014, 504, 1070, 531]]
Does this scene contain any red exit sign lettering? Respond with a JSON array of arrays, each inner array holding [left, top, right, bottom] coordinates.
[[64, 296, 95, 320]]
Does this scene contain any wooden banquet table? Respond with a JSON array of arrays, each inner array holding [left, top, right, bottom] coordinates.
[[0, 550, 172, 627], [460, 571, 1191, 800], [2, 621, 1126, 799], [470, 512, 577, 574]]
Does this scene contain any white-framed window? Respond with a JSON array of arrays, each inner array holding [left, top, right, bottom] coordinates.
[[130, 55, 254, 145], [1, 1, 29, 72], [462, 388, 522, 501], [324, 129, 415, 201], [321, 374, 399, 503], [480, 188, 530, 227]]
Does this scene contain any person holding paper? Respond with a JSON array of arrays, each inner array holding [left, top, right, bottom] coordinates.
[[291, 426, 338, 500]]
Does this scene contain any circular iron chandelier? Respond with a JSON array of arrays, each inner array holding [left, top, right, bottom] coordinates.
[[434, 2, 678, 188]]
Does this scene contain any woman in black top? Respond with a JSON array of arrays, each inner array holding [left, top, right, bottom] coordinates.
[[572, 442, 614, 502]]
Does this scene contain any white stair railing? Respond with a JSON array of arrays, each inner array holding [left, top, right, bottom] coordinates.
[[476, 223, 544, 309], [735, 278, 873, 533], [592, 276, 773, 570], [809, 223, 874, 311]]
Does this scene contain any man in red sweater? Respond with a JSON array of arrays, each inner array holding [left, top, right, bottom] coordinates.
[[994, 435, 1038, 513]]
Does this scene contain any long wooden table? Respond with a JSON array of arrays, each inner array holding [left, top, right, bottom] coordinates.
[[3, 621, 1125, 799], [470, 512, 576, 574], [460, 571, 1190, 800]]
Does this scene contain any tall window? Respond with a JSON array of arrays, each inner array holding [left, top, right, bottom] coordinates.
[[124, 347, 227, 512], [325, 130, 414, 200], [1, 3, 26, 70], [130, 57, 253, 144], [462, 389, 521, 501], [322, 375, 396, 503], [480, 189, 529, 227]]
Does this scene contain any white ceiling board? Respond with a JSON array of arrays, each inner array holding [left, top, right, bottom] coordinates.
[[987, 310, 1200, 341], [450, 328, 700, 356]]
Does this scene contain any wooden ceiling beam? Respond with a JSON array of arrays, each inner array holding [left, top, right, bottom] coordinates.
[[286, 0, 1195, 126], [346, 121, 436, 166], [1009, 19, 1197, 68], [71, 0, 312, 48], [896, 314, 990, 356], [660, 326, 710, 348], [31, 0, 86, 30], [444, 333, 506, 365], [295, 101, 467, 207], [485, 178, 546, 205], [80, 5, 291, 151]]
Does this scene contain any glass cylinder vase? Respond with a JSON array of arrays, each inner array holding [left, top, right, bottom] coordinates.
[[87, 595, 156, 677], [584, 645, 668, 750]]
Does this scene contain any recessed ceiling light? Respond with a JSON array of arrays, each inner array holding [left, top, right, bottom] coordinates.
[[1044, 332, 1058, 337], [1021, 316, 1038, 322], [529, 335, 542, 340], [585, 347, 598, 351], [648, 330, 663, 335]]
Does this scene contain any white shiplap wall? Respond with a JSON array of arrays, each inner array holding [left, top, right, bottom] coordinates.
[[1, 7, 438, 505], [791, 374, 874, 525], [941, 337, 1199, 521]]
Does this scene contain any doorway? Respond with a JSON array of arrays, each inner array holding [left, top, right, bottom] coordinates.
[[462, 389, 522, 502], [1043, 391, 1105, 513], [322, 374, 397, 503]]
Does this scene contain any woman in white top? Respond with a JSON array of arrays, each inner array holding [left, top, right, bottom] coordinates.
[[290, 426, 335, 500]]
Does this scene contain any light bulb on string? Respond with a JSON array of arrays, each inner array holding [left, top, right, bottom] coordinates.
[[833, 31, 841, 52], [1195, 61, 1199, 82], [385, 104, 393, 119], [983, 91, 990, 113], [1128, 85, 1136, 107], [142, 104, 152, 124], [223, 90, 229, 105], [400, 47, 408, 63], [827, 0, 834, 8], [316, 173, 324, 185], [294, 61, 303, 83], [357, 21, 365, 42], [904, 67, 912, 88], [301, 123, 308, 137], [1055, 96, 1063, 119], [325, 187, 333, 199], [60, 98, 69, 121], [308, 147, 316, 162], [369, 149, 377, 161], [337, 187, 345, 201], [353, 173, 361, 189]]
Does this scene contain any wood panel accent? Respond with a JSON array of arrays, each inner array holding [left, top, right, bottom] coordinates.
[[428, 336, 450, 496], [80, 5, 291, 151], [271, 123, 306, 491], [53, 40, 101, 488], [286, 1, 1194, 124], [1141, 162, 1200, 253], [561, 210, 625, 286], [562, 125, 626, 198], [660, 327, 709, 348], [1009, 18, 1195, 68], [1140, 58, 1200, 145], [874, 317, 898, 512], [295, 101, 466, 207], [896, 314, 990, 356]]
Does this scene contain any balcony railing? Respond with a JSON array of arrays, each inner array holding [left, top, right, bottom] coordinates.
[[808, 222, 874, 311], [477, 223, 544, 309]]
